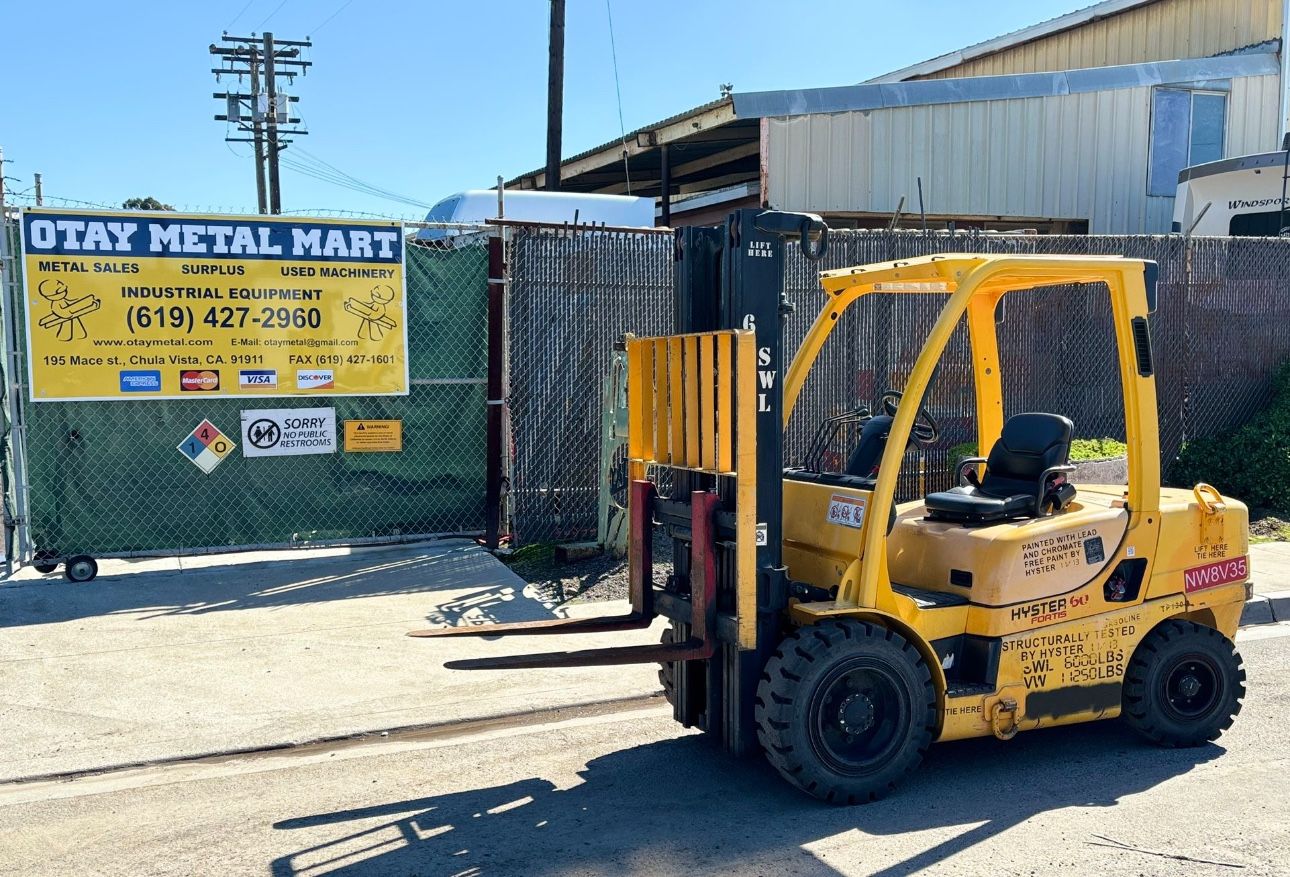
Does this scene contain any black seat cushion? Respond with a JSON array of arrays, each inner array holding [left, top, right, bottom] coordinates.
[[925, 413, 1074, 523], [923, 485, 1036, 523], [845, 414, 895, 478]]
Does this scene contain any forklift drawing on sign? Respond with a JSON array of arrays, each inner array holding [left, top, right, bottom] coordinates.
[[37, 279, 101, 342], [412, 210, 1248, 804], [344, 285, 397, 341]]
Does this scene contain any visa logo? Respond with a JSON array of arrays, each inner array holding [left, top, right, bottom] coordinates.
[[239, 369, 278, 389]]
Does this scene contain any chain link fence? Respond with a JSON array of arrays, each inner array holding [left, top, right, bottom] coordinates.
[[0, 216, 492, 561], [504, 226, 674, 545], [504, 226, 1290, 544], [5, 212, 1289, 558]]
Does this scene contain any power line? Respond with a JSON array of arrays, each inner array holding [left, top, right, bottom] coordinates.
[[309, 0, 354, 35], [226, 0, 257, 30], [277, 153, 432, 211], [257, 0, 289, 30], [604, 0, 631, 194], [289, 146, 433, 208]]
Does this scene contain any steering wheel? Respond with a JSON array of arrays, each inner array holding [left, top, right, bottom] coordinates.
[[878, 390, 939, 447]]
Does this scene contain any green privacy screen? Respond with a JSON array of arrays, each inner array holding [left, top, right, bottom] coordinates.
[[13, 238, 488, 556]]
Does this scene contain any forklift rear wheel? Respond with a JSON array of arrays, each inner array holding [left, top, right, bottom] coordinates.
[[63, 555, 98, 583], [756, 620, 937, 805], [1122, 619, 1244, 747]]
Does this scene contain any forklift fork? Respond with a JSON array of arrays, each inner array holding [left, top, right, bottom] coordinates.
[[407, 482, 719, 670]]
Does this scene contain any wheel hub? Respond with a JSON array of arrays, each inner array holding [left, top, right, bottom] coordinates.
[[1177, 674, 1202, 699], [809, 660, 908, 776], [1163, 657, 1221, 719], [838, 693, 876, 735]]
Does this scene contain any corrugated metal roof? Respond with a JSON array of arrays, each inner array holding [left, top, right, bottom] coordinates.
[[506, 97, 732, 186], [734, 51, 1279, 119], [864, 0, 1161, 83]]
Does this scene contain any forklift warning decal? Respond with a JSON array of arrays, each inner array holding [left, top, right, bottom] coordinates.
[[17, 207, 408, 401], [1183, 556, 1248, 593], [826, 494, 866, 529]]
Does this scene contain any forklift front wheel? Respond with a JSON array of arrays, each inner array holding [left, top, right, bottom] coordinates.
[[756, 620, 937, 805], [1122, 619, 1245, 747], [63, 555, 98, 584]]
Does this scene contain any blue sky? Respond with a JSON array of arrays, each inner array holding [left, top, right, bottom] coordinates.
[[1, 0, 1091, 218]]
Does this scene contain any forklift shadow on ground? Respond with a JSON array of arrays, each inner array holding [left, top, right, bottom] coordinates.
[[268, 721, 1221, 877]]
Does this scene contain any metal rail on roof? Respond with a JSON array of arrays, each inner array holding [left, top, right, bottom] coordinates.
[[732, 51, 1280, 120]]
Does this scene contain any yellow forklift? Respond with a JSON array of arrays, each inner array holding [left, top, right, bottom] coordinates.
[[414, 210, 1248, 804]]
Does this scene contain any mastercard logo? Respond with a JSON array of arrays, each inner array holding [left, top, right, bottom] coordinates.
[[179, 370, 220, 392]]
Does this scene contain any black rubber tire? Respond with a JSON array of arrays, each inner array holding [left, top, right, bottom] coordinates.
[[1122, 619, 1245, 748], [658, 624, 679, 708], [756, 620, 937, 805], [33, 549, 58, 574], [63, 555, 98, 583]]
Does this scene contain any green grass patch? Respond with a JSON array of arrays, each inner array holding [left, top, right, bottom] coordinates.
[[949, 437, 1125, 470]]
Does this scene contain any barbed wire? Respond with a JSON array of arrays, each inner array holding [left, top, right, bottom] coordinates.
[[5, 193, 119, 210]]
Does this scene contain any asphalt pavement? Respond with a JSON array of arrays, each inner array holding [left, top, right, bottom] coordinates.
[[0, 539, 660, 782], [1, 623, 1287, 876], [2, 538, 1289, 876]]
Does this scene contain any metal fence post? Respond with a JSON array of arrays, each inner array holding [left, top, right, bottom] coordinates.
[[499, 225, 516, 544], [485, 233, 505, 549], [0, 184, 33, 569]]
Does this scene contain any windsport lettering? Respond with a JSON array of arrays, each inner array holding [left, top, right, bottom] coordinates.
[[1183, 556, 1248, 593]]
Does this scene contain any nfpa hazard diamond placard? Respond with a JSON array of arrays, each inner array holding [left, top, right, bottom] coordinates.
[[178, 419, 236, 474]]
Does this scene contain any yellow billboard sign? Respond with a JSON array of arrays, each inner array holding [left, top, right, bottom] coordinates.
[[19, 208, 408, 401]]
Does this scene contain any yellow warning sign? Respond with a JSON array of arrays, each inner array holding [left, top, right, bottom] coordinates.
[[344, 419, 402, 452]]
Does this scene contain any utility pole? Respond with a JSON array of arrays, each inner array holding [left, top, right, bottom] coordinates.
[[545, 0, 565, 191], [249, 47, 268, 213], [263, 33, 282, 214], [33, 173, 42, 206], [210, 32, 311, 214]]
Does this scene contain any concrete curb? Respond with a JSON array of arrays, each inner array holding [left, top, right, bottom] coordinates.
[[1243, 590, 1290, 626]]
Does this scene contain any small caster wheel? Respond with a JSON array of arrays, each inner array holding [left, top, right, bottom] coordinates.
[[63, 555, 98, 583], [33, 549, 58, 574]]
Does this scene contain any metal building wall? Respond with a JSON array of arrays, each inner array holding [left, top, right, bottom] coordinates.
[[913, 0, 1280, 80], [765, 75, 1281, 234]]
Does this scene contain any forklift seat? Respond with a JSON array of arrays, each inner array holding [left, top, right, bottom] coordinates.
[[924, 413, 1074, 524]]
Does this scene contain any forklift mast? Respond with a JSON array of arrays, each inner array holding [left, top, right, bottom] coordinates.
[[666, 210, 828, 752], [412, 209, 828, 757]]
